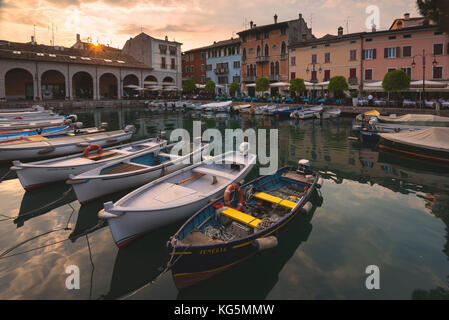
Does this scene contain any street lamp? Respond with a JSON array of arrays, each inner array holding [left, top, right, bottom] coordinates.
[[411, 49, 438, 108], [306, 62, 322, 102]]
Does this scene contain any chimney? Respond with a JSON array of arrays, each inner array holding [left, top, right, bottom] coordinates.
[[165, 35, 168, 41], [404, 13, 410, 20], [371, 24, 377, 32], [31, 36, 35, 45], [250, 21, 253, 29], [338, 26, 344, 36], [76, 34, 80, 42], [299, 13, 302, 20], [274, 14, 278, 24]]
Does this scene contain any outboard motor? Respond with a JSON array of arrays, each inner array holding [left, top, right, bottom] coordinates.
[[297, 159, 313, 175], [65, 114, 78, 124], [239, 142, 250, 157], [124, 125, 136, 133], [368, 117, 378, 129]]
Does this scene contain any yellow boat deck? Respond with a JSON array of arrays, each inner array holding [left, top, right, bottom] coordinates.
[[254, 192, 297, 209], [221, 207, 261, 229]]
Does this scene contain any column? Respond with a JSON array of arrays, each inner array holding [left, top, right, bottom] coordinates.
[[93, 69, 99, 100], [117, 76, 122, 100], [0, 76, 5, 101]]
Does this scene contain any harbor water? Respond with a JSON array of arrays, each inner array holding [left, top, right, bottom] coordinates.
[[0, 107, 448, 299]]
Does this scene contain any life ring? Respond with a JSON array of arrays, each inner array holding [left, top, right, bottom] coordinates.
[[83, 144, 103, 158], [224, 183, 244, 211], [13, 116, 23, 120]]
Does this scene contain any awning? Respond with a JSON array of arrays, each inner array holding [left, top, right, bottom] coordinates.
[[246, 83, 256, 87], [124, 84, 139, 88], [315, 81, 329, 87], [410, 80, 448, 87], [270, 82, 290, 87], [195, 84, 205, 89]]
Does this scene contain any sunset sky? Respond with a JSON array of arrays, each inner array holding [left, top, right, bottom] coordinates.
[[0, 0, 420, 51]]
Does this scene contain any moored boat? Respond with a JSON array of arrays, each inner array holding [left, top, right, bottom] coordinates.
[[98, 144, 257, 248], [1, 125, 136, 162], [11, 134, 162, 190], [290, 105, 323, 119], [316, 108, 341, 119], [378, 127, 449, 163], [67, 140, 210, 204], [166, 159, 323, 289]]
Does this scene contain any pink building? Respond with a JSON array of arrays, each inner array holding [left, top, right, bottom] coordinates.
[[362, 23, 449, 86]]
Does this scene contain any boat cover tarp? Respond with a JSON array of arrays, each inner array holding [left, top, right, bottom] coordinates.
[[202, 101, 232, 108], [379, 127, 449, 152], [378, 114, 449, 123]]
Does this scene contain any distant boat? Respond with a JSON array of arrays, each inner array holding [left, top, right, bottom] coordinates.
[[377, 114, 449, 126], [316, 108, 341, 119], [98, 144, 256, 247], [379, 127, 449, 163], [290, 105, 323, 119], [166, 160, 323, 289], [1, 126, 135, 162], [202, 101, 232, 112]]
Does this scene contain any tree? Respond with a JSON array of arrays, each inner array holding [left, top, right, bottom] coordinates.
[[182, 78, 196, 94], [289, 78, 306, 102], [229, 82, 240, 97], [382, 69, 411, 93], [205, 80, 216, 96], [417, 0, 449, 32], [328, 76, 349, 99], [255, 77, 270, 96]]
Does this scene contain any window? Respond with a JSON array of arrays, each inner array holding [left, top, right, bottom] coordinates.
[[190, 66, 194, 73], [200, 64, 205, 72], [349, 68, 357, 78], [234, 61, 240, 69], [159, 44, 167, 54], [324, 52, 331, 63], [264, 44, 269, 56], [386, 47, 397, 59], [218, 76, 228, 84], [365, 69, 373, 80], [349, 49, 357, 61], [402, 46, 412, 57], [311, 70, 317, 81], [185, 66, 189, 73], [291, 72, 296, 80], [364, 49, 375, 60], [264, 31, 269, 39], [389, 36, 396, 40], [403, 34, 412, 38], [256, 46, 261, 57], [207, 64, 212, 71], [290, 56, 296, 66], [242, 48, 247, 62], [401, 67, 412, 78], [433, 66, 443, 79], [387, 68, 396, 73], [171, 58, 176, 69], [324, 70, 331, 81], [433, 43, 444, 55], [190, 54, 194, 61], [281, 27, 286, 35], [365, 38, 372, 42], [281, 42, 286, 55], [311, 54, 317, 64], [256, 33, 261, 40], [161, 57, 166, 69], [201, 75, 206, 83], [201, 52, 206, 60]]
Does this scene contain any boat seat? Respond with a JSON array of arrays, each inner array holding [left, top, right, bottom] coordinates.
[[100, 162, 147, 175], [254, 192, 298, 209], [86, 151, 118, 160], [220, 207, 261, 229], [192, 167, 235, 180]]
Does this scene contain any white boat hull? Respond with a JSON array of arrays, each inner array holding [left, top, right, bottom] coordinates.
[[72, 161, 186, 204]]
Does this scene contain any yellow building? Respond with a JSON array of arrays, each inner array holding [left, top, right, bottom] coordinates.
[[288, 27, 364, 90]]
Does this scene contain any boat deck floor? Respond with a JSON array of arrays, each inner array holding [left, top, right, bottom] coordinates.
[[181, 231, 223, 245], [100, 162, 147, 175], [283, 171, 310, 184]]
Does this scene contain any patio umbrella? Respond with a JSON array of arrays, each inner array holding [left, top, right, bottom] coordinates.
[[270, 82, 290, 87], [124, 84, 140, 88], [410, 80, 447, 87]]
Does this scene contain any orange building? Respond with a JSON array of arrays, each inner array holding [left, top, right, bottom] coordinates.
[[237, 14, 314, 96], [182, 47, 207, 85]]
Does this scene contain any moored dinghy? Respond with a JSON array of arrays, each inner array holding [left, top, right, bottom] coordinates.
[[1, 125, 136, 162], [68, 139, 210, 204], [316, 108, 341, 119], [11, 136, 165, 190], [98, 143, 257, 248], [166, 159, 323, 289]]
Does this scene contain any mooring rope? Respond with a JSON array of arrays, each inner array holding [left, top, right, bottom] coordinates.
[[0, 169, 12, 183]]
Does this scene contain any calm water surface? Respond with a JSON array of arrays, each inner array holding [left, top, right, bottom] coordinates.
[[0, 107, 448, 300]]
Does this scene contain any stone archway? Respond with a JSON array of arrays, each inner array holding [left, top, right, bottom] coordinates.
[[99, 73, 118, 99], [5, 68, 34, 100], [123, 74, 139, 98], [72, 71, 93, 99], [41, 70, 65, 100]]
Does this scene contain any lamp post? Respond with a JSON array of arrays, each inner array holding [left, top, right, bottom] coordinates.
[[411, 49, 438, 108], [306, 62, 322, 102]]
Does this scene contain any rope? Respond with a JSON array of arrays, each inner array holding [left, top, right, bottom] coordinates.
[[0, 169, 12, 183], [0, 186, 74, 222]]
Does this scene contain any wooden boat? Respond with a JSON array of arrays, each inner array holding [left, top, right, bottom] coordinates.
[[98, 144, 257, 248], [0, 125, 71, 141], [290, 105, 323, 119], [1, 125, 135, 162], [166, 159, 323, 290], [272, 106, 302, 118], [316, 108, 341, 119], [11, 135, 163, 190], [379, 127, 449, 163], [0, 118, 71, 131], [68, 141, 210, 204]]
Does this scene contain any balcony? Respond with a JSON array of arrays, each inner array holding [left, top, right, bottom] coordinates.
[[280, 54, 288, 60], [214, 68, 229, 75], [349, 77, 358, 85], [243, 75, 256, 83], [268, 74, 281, 81], [256, 55, 270, 63]]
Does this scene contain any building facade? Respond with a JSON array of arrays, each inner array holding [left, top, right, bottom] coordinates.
[[0, 32, 182, 102], [238, 13, 315, 96], [205, 38, 241, 94], [182, 48, 207, 85], [289, 27, 364, 89]]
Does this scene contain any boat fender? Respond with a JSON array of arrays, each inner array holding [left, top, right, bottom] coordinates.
[[83, 144, 103, 157], [13, 116, 23, 120], [301, 202, 313, 215], [253, 236, 278, 251], [317, 177, 324, 189]]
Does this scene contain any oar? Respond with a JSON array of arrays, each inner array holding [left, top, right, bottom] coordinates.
[[175, 173, 205, 185]]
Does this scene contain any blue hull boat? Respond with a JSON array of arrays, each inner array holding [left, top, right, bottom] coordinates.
[[167, 162, 323, 289]]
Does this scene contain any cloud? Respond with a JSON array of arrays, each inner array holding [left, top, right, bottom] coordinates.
[[0, 0, 419, 50]]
